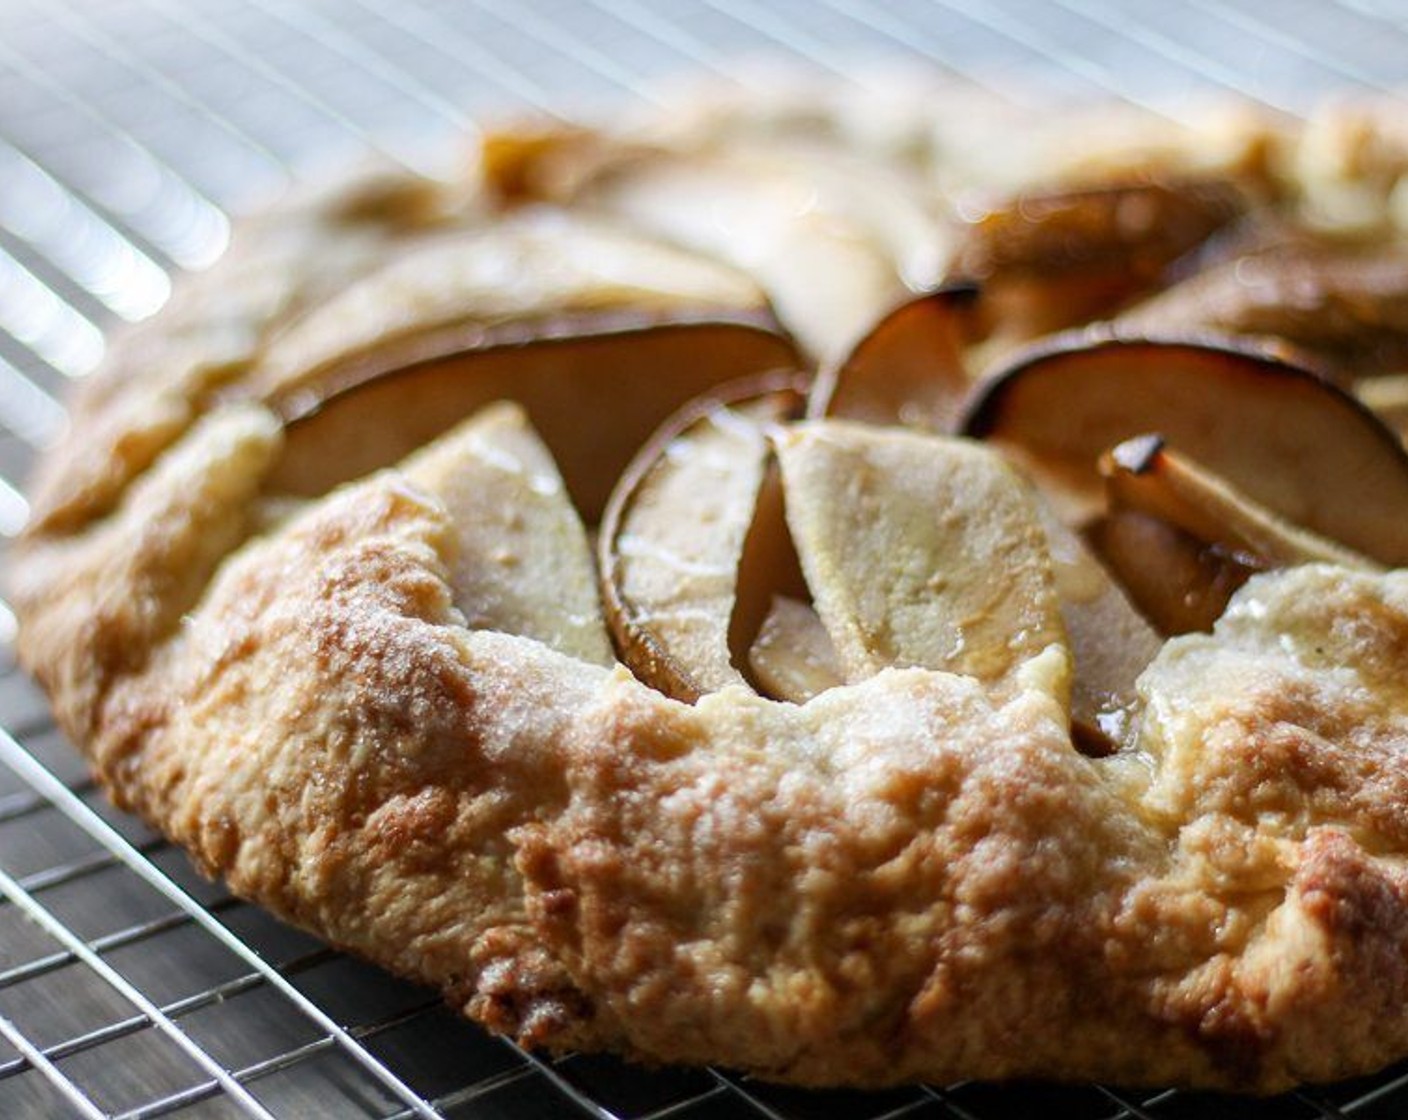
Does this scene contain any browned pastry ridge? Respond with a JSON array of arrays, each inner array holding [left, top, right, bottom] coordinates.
[[13, 85, 1408, 1092]]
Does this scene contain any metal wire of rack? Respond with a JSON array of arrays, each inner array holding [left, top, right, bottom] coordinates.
[[1, 2, 1407, 1117]]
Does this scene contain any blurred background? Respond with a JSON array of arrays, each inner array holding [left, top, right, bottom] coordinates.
[[1, 2, 1407, 1118]]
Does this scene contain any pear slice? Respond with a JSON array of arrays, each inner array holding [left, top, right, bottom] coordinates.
[[1358, 374, 1408, 442], [964, 332, 1408, 565], [949, 179, 1246, 341], [758, 146, 955, 293], [748, 595, 845, 704], [807, 283, 981, 433], [402, 401, 613, 664], [1118, 238, 1408, 379], [257, 211, 800, 520], [1088, 432, 1380, 636], [482, 128, 923, 360], [1100, 434, 1381, 572], [569, 153, 905, 362], [727, 455, 811, 684], [1087, 510, 1262, 636], [599, 377, 805, 700], [1031, 496, 1161, 755], [773, 421, 1067, 700]]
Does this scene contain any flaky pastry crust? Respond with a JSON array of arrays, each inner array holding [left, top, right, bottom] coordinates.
[[14, 84, 1408, 1092]]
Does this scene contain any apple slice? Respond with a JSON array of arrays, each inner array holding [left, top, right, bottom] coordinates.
[[963, 332, 1408, 565], [807, 283, 980, 432], [949, 179, 1246, 340], [599, 377, 806, 700], [773, 421, 1067, 700], [1087, 510, 1263, 636], [1100, 434, 1381, 572], [402, 401, 613, 664], [747, 595, 845, 704], [256, 211, 801, 521]]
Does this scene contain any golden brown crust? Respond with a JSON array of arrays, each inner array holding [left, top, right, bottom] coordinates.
[[14, 87, 1408, 1093], [41, 461, 1408, 1088]]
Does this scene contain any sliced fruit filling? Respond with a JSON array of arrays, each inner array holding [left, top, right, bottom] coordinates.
[[772, 422, 1066, 700], [402, 401, 614, 665], [600, 386, 1075, 714], [948, 178, 1248, 343], [598, 378, 806, 700], [237, 135, 1408, 767], [255, 211, 801, 520]]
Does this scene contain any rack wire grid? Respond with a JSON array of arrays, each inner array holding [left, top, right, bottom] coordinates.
[[2, 1, 1408, 1117]]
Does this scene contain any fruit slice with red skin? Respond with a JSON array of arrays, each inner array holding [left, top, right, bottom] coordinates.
[[599, 376, 806, 701], [403, 401, 614, 664], [807, 283, 981, 433], [1100, 434, 1381, 572], [773, 421, 1068, 701], [963, 331, 1408, 565]]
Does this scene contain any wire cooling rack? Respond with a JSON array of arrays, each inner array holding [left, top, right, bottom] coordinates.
[[3, 1, 1408, 1117]]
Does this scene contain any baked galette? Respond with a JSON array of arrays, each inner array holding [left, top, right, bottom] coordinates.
[[14, 82, 1408, 1091]]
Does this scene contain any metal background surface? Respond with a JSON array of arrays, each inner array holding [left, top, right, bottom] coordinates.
[[2, 2, 1408, 1117]]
